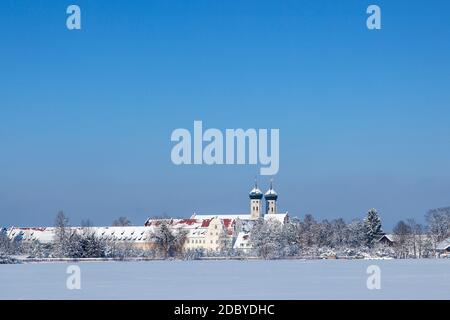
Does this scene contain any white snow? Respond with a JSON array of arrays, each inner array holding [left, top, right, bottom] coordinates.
[[1, 259, 450, 300]]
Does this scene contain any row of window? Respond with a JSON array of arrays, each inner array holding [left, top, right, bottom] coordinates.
[[187, 239, 206, 244], [187, 239, 229, 245]]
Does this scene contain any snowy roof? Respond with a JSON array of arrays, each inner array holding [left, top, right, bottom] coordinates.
[[191, 214, 252, 220], [233, 232, 252, 250], [437, 238, 450, 251], [191, 213, 288, 224], [249, 187, 263, 199], [186, 228, 208, 237], [7, 226, 157, 243], [91, 226, 154, 242], [7, 227, 56, 243], [377, 234, 394, 242], [265, 188, 277, 196], [145, 218, 206, 229], [249, 187, 262, 195]]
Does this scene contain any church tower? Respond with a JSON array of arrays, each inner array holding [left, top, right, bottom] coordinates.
[[264, 180, 278, 215], [249, 180, 263, 220]]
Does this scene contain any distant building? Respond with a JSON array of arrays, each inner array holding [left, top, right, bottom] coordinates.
[[437, 238, 450, 256], [376, 234, 394, 246], [6, 226, 154, 250], [146, 181, 289, 252], [6, 181, 290, 253]]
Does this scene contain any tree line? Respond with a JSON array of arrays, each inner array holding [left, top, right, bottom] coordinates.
[[249, 207, 450, 259], [2, 207, 450, 262]]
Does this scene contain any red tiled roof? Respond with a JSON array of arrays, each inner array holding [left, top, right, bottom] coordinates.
[[222, 219, 233, 228], [177, 219, 198, 226], [201, 219, 211, 228]]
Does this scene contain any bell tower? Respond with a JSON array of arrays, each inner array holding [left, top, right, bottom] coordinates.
[[249, 180, 263, 220], [264, 180, 278, 215]]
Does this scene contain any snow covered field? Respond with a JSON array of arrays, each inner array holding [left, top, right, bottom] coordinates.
[[1, 259, 450, 300]]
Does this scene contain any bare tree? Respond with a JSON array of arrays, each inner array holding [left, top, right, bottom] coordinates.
[[81, 219, 94, 228], [393, 220, 412, 259], [112, 217, 132, 227], [406, 219, 424, 258]]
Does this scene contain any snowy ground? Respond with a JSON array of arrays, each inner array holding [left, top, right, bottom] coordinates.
[[1, 259, 450, 299]]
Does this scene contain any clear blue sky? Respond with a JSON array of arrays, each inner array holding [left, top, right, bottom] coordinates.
[[1, 0, 449, 230]]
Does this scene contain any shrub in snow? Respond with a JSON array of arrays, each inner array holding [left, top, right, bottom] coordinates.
[[25, 241, 53, 258], [184, 249, 204, 260], [0, 254, 19, 264]]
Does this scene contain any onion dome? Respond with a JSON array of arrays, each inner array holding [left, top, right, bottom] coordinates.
[[264, 181, 278, 200], [249, 181, 263, 200]]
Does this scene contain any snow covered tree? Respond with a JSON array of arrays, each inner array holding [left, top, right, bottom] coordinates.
[[315, 219, 333, 248], [0, 228, 22, 263], [149, 222, 187, 258], [299, 214, 318, 247], [0, 228, 10, 254], [64, 230, 106, 258], [105, 240, 141, 259], [279, 219, 301, 256], [54, 211, 70, 257], [364, 208, 383, 247], [0, 227, 12, 262], [27, 241, 52, 258], [79, 233, 106, 258], [426, 207, 450, 253], [250, 218, 283, 259], [330, 218, 349, 248], [65, 232, 83, 258], [347, 219, 367, 248]]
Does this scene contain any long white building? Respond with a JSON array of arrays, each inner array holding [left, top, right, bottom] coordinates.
[[5, 182, 289, 253]]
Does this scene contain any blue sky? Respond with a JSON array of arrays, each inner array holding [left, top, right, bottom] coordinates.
[[1, 0, 449, 229]]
